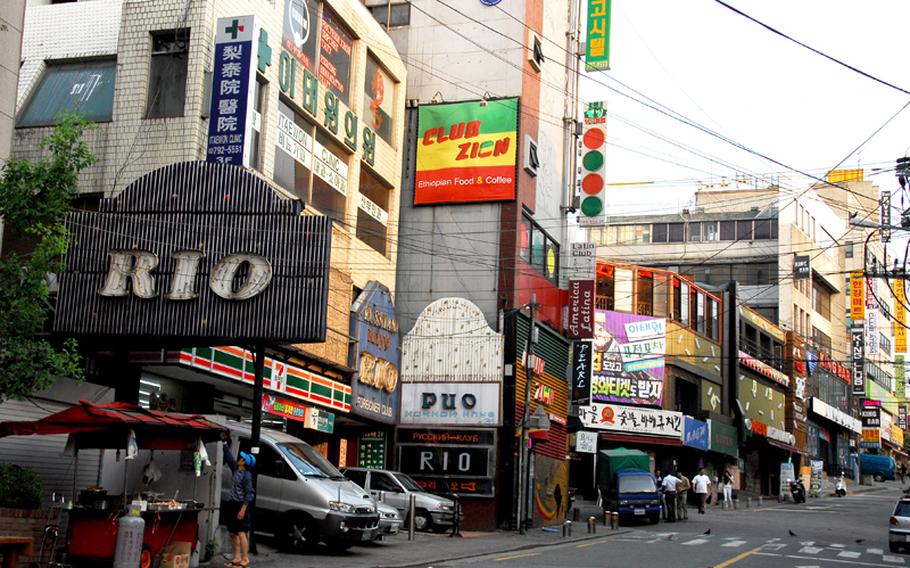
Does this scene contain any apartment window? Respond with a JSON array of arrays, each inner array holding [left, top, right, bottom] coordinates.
[[364, 53, 395, 145], [812, 327, 832, 355], [636, 271, 654, 316], [668, 223, 684, 243], [812, 279, 832, 320], [736, 220, 754, 240], [357, 167, 390, 255], [653, 274, 670, 317], [845, 241, 854, 259], [688, 222, 702, 241], [274, 100, 314, 201], [753, 218, 772, 239], [596, 266, 615, 311], [678, 280, 690, 326], [881, 333, 893, 354], [652, 223, 668, 243], [249, 80, 266, 171], [147, 30, 189, 118], [523, 213, 559, 285], [369, 2, 411, 28], [520, 217, 532, 263], [18, 60, 116, 127], [719, 220, 735, 240], [706, 297, 717, 340], [703, 221, 719, 241]]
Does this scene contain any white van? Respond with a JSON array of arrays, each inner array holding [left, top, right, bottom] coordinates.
[[223, 422, 379, 552]]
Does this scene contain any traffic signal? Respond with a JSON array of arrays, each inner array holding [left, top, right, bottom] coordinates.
[[579, 106, 607, 226]]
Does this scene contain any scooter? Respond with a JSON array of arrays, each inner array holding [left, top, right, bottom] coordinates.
[[835, 473, 847, 497], [790, 479, 807, 503]]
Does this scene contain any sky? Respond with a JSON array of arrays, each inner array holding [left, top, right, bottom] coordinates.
[[586, 0, 910, 217]]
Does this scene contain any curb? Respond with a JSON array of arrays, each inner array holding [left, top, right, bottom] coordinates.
[[374, 528, 633, 568]]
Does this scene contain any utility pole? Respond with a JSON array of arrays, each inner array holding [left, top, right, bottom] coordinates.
[[517, 294, 539, 534]]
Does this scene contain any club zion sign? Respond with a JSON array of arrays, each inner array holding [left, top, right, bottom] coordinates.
[[349, 282, 400, 423], [55, 161, 332, 343]]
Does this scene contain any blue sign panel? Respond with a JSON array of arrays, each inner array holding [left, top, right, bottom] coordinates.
[[349, 281, 400, 424], [683, 417, 709, 451], [207, 16, 257, 166]]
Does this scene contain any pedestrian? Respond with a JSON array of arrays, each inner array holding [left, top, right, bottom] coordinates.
[[900, 463, 908, 485], [223, 439, 256, 568], [692, 467, 712, 515], [655, 469, 667, 520], [676, 469, 690, 520], [661, 471, 681, 522], [723, 467, 734, 507], [554, 484, 563, 520]]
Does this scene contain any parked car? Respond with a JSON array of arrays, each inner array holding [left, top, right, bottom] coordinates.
[[223, 422, 379, 552], [375, 501, 403, 538], [889, 498, 910, 553], [858, 453, 896, 482], [341, 467, 457, 532]]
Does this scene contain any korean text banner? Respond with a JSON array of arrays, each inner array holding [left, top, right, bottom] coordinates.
[[585, 0, 611, 71], [578, 403, 682, 438], [415, 98, 519, 205], [591, 309, 666, 406]]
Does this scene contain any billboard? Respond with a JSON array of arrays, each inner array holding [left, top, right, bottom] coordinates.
[[349, 282, 400, 424], [414, 98, 519, 205], [590, 310, 666, 406], [584, 0, 612, 71]]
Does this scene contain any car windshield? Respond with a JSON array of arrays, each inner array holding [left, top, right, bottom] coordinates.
[[619, 475, 657, 493], [278, 443, 344, 479], [394, 473, 425, 492], [896, 501, 910, 517]]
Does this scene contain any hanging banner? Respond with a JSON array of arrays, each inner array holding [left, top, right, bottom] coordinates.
[[584, 0, 612, 71], [851, 324, 865, 396], [415, 98, 519, 205], [850, 271, 865, 321], [571, 340, 593, 406], [896, 282, 907, 353], [793, 256, 810, 280], [567, 280, 595, 339], [867, 311, 879, 356], [207, 15, 259, 166], [882, 191, 892, 243], [578, 403, 683, 438], [900, 406, 908, 431]]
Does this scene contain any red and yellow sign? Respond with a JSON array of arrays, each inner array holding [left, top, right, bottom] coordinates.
[[896, 281, 907, 353], [850, 271, 865, 321], [414, 98, 518, 205]]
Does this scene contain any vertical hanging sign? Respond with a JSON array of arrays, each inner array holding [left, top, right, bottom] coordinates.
[[896, 282, 908, 353], [851, 324, 865, 396], [571, 340, 593, 407], [579, 102, 607, 226], [850, 271, 865, 322], [882, 191, 892, 243], [207, 16, 259, 166], [584, 0, 611, 71]]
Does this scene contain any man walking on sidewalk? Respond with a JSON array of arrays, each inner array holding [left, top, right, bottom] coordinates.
[[692, 468, 712, 514], [676, 469, 690, 520], [661, 471, 681, 522]]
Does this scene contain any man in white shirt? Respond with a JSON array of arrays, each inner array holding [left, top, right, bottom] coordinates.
[[661, 472, 681, 522], [692, 468, 712, 514]]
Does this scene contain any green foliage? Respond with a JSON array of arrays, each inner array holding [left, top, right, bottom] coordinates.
[[0, 463, 43, 509], [0, 113, 95, 401]]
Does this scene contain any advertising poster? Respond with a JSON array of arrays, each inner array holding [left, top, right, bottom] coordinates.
[[810, 460, 823, 497], [578, 403, 683, 438], [779, 462, 795, 497], [584, 0, 612, 71], [358, 431, 386, 469], [364, 54, 394, 144], [590, 310, 665, 406], [319, 7, 353, 104], [283, 0, 319, 72], [414, 98, 519, 205]]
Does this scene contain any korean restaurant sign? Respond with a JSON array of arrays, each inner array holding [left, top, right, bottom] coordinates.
[[207, 16, 259, 166], [578, 403, 682, 439], [591, 310, 666, 406], [584, 0, 611, 71], [349, 281, 400, 424], [277, 1, 381, 166], [414, 98, 519, 205]]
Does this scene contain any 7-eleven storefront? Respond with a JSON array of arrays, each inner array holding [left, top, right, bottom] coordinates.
[[132, 346, 361, 466]]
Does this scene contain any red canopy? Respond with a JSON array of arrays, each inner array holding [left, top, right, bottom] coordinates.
[[0, 400, 227, 450]]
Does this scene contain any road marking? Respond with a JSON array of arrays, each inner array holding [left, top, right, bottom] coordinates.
[[799, 547, 824, 554], [576, 538, 611, 548], [764, 544, 787, 551], [836, 551, 861, 559], [711, 545, 765, 568], [801, 541, 816, 546], [829, 544, 845, 548], [494, 552, 540, 562], [722, 540, 747, 547], [755, 552, 897, 568], [869, 548, 885, 555], [883, 555, 906, 564], [683, 538, 710, 546]]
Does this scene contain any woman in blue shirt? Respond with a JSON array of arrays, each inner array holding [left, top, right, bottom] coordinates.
[[223, 442, 255, 567]]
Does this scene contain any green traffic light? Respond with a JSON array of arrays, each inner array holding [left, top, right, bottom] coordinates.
[[582, 150, 604, 171], [581, 195, 603, 216]]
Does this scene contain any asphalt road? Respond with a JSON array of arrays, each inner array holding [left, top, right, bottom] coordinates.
[[436, 485, 909, 568]]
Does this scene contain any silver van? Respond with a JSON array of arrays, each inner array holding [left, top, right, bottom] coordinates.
[[223, 422, 379, 552], [341, 467, 457, 532]]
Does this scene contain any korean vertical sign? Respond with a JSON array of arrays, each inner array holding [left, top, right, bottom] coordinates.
[[851, 325, 865, 396], [850, 271, 865, 322], [896, 281, 907, 354], [585, 0, 611, 71], [207, 16, 258, 166]]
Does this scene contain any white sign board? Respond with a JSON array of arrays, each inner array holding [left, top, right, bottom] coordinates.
[[568, 242, 596, 279], [400, 382, 501, 426], [576, 430, 599, 454], [578, 403, 683, 438]]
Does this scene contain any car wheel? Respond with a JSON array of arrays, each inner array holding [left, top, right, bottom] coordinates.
[[874, 473, 886, 482], [412, 511, 432, 531], [890, 542, 901, 553], [281, 512, 318, 553]]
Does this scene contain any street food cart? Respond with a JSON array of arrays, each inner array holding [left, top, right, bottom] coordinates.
[[0, 400, 226, 567]]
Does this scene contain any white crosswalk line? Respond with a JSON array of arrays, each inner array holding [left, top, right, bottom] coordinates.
[[883, 555, 906, 564], [682, 538, 710, 546], [721, 540, 747, 547], [869, 548, 885, 555], [798, 546, 824, 554], [800, 541, 816, 546], [836, 551, 861, 559], [764, 543, 786, 551], [829, 544, 845, 548]]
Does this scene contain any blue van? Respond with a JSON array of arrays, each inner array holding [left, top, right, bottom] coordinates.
[[858, 453, 896, 482]]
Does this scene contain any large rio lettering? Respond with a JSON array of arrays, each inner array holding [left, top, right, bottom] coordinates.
[[99, 249, 273, 301]]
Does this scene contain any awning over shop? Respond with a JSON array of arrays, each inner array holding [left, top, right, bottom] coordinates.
[[0, 400, 226, 450], [598, 432, 682, 447], [765, 437, 802, 454]]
